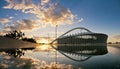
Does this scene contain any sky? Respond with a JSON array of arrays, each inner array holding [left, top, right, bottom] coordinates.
[[0, 0, 120, 42]]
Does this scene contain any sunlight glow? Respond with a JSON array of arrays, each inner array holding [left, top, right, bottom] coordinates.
[[37, 38, 49, 44], [36, 45, 50, 51]]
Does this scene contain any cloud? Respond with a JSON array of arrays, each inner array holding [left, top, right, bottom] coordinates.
[[78, 18, 84, 23], [9, 16, 14, 19], [0, 18, 10, 24], [41, 3, 75, 25], [3, 19, 39, 32], [3, 0, 36, 12], [41, 0, 50, 5], [0, 53, 73, 69], [108, 34, 120, 42], [0, 63, 8, 69], [3, 0, 82, 27], [112, 35, 120, 39]]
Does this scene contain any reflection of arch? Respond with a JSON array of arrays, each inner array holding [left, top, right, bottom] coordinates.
[[57, 45, 108, 55], [50, 27, 92, 44], [50, 45, 108, 62], [50, 45, 91, 62], [58, 50, 92, 62]]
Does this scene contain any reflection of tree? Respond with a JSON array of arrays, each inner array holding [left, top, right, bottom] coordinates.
[[5, 49, 24, 58], [3, 30, 36, 58]]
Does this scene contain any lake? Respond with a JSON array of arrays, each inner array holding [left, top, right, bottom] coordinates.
[[0, 45, 120, 69]]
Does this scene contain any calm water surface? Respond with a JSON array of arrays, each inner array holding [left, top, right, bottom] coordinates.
[[24, 45, 120, 69], [0, 45, 120, 69]]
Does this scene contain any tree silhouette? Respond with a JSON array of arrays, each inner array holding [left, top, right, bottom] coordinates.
[[3, 30, 36, 58], [22, 38, 36, 43], [4, 30, 36, 43], [4, 30, 25, 39]]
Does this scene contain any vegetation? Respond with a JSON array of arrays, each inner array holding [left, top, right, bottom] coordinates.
[[108, 42, 120, 44], [22, 38, 36, 43], [4, 30, 25, 39], [4, 30, 36, 43], [3, 30, 37, 57]]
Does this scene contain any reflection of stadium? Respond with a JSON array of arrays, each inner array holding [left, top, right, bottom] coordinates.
[[57, 45, 108, 55], [57, 45, 108, 62]]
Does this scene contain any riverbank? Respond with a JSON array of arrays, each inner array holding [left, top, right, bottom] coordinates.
[[107, 44, 120, 49]]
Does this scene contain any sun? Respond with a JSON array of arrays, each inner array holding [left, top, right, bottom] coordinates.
[[36, 44, 50, 51], [37, 38, 49, 44]]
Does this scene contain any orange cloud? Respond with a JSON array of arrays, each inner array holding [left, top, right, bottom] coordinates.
[[3, 19, 39, 32], [0, 18, 10, 24], [108, 34, 120, 42], [3, 0, 83, 27]]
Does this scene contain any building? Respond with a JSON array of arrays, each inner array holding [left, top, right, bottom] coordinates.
[[56, 27, 108, 54]]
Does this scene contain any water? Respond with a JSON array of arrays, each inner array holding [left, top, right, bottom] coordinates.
[[26, 45, 120, 69], [0, 45, 120, 69]]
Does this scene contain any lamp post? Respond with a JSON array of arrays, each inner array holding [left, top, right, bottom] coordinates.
[[55, 25, 58, 39], [55, 24, 58, 65]]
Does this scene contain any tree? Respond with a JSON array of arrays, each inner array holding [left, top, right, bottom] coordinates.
[[22, 38, 36, 43], [3, 30, 36, 58], [4, 30, 36, 43], [108, 42, 112, 44], [4, 30, 25, 39]]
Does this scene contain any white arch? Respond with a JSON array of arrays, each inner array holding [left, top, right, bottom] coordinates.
[[50, 27, 92, 44], [59, 27, 92, 37]]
